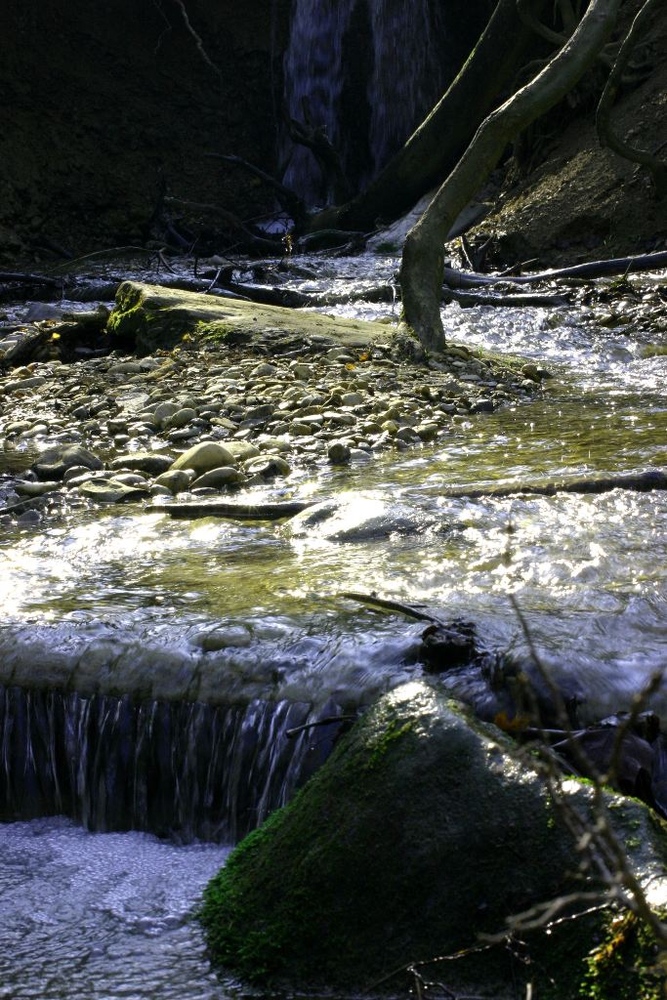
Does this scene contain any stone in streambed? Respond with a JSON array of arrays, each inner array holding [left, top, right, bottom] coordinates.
[[223, 441, 261, 462], [77, 478, 149, 503], [327, 441, 351, 464], [190, 467, 244, 489], [200, 683, 667, 995], [243, 456, 291, 478], [14, 480, 61, 497], [154, 469, 195, 494], [170, 441, 237, 475], [109, 451, 174, 475], [32, 444, 103, 480]]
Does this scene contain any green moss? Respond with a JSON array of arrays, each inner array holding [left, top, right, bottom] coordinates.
[[199, 686, 667, 995], [366, 718, 416, 769], [579, 911, 667, 1000]]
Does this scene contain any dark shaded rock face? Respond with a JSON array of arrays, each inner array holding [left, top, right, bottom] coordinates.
[[0, 0, 290, 261], [200, 682, 667, 995]]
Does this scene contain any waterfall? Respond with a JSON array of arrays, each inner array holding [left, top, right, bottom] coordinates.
[[282, 0, 446, 205], [0, 686, 345, 843]]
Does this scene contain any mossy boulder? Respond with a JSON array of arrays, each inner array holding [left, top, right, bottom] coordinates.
[[200, 682, 667, 996], [107, 281, 392, 355]]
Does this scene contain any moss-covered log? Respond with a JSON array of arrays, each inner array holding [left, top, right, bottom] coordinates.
[[107, 280, 393, 355]]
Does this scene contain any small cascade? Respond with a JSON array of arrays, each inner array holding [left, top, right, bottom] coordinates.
[[0, 686, 345, 843], [282, 0, 446, 204]]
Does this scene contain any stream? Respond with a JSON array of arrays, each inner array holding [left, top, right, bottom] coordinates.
[[0, 255, 665, 998]]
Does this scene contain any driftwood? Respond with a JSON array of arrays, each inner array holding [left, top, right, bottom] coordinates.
[[441, 468, 667, 500], [341, 592, 485, 672], [285, 716, 358, 739], [443, 287, 570, 308], [0, 326, 54, 369], [160, 470, 666, 524], [443, 250, 667, 290], [0, 271, 61, 286], [159, 499, 317, 520], [340, 591, 446, 625], [0, 308, 110, 368]]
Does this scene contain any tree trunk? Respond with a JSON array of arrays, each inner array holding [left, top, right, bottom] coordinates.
[[305, 0, 549, 235], [400, 0, 624, 353]]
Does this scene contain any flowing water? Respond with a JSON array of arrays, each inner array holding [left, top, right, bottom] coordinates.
[[0, 254, 665, 997], [282, 0, 445, 202], [0, 817, 231, 1000]]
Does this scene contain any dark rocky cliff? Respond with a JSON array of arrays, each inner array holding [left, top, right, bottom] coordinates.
[[0, 0, 290, 262]]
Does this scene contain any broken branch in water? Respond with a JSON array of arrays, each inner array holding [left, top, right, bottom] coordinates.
[[285, 716, 358, 739], [158, 499, 317, 520], [442, 249, 667, 289], [340, 591, 446, 625], [441, 468, 667, 500]]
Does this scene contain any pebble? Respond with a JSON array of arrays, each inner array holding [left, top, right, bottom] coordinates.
[[0, 328, 540, 523]]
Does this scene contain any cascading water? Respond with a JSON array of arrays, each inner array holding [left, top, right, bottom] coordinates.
[[0, 687, 341, 843], [282, 0, 446, 204]]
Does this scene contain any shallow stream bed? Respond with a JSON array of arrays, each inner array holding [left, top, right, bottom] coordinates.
[[0, 257, 665, 998]]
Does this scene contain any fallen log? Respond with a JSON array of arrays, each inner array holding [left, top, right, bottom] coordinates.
[[158, 499, 317, 520], [443, 287, 570, 308], [107, 280, 393, 354], [443, 249, 667, 290], [0, 271, 61, 285], [442, 468, 667, 500], [0, 326, 54, 368]]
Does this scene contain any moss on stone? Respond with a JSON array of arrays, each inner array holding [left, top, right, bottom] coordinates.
[[199, 684, 667, 995], [579, 911, 667, 1000]]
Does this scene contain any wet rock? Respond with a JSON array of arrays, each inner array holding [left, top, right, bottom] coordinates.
[[32, 444, 103, 480], [224, 441, 261, 462], [244, 456, 291, 478], [3, 375, 48, 393], [327, 441, 351, 464], [14, 480, 60, 497], [16, 509, 42, 526], [167, 406, 197, 428], [285, 495, 429, 542], [470, 398, 495, 414], [170, 441, 236, 474], [109, 452, 174, 475], [154, 469, 194, 494], [152, 401, 181, 425], [194, 626, 253, 651], [200, 684, 667, 993], [77, 479, 149, 503], [190, 467, 244, 489]]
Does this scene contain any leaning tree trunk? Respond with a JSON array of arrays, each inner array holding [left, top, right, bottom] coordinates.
[[400, 0, 625, 353], [305, 0, 550, 235]]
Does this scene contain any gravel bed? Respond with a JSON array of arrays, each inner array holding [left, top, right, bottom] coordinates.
[[0, 331, 545, 528]]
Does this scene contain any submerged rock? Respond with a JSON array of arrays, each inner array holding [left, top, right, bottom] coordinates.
[[200, 682, 667, 995], [283, 494, 433, 542]]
